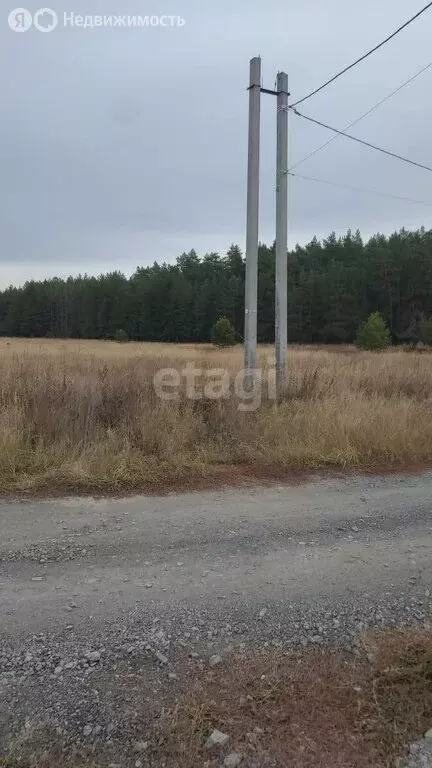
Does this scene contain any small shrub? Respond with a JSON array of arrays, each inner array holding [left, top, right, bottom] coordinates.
[[355, 312, 390, 351], [114, 328, 129, 343], [211, 317, 236, 348]]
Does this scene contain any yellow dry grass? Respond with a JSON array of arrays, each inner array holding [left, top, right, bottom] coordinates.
[[1, 337, 432, 493]]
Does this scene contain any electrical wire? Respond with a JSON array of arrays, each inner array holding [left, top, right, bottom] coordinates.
[[290, 1, 432, 108], [290, 107, 432, 173], [289, 171, 432, 206], [289, 61, 432, 171]]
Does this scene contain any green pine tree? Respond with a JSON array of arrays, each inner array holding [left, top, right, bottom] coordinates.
[[211, 316, 236, 348], [114, 328, 129, 342], [355, 312, 391, 351]]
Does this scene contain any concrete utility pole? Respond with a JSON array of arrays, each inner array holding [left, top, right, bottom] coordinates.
[[244, 56, 261, 381], [275, 71, 289, 394]]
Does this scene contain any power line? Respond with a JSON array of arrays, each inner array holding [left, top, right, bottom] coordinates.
[[289, 171, 432, 207], [290, 1, 432, 108], [290, 107, 432, 173], [290, 61, 432, 171]]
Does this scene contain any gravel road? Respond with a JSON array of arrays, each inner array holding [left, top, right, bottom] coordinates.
[[1, 472, 431, 764]]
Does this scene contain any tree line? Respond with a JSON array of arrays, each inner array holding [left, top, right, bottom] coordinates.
[[2, 227, 432, 344]]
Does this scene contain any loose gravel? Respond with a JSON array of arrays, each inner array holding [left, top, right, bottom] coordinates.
[[1, 474, 431, 764]]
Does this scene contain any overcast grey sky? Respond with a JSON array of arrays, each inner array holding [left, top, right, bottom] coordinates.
[[1, 0, 432, 287]]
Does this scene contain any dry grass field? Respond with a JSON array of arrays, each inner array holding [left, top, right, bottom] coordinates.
[[1, 337, 432, 493]]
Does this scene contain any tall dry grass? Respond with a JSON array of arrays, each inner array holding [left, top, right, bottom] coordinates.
[[1, 338, 432, 493]]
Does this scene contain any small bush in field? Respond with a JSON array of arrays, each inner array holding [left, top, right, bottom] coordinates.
[[356, 312, 390, 351], [211, 317, 236, 348], [114, 328, 129, 343]]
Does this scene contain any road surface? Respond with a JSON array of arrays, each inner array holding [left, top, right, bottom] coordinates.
[[1, 472, 431, 761]]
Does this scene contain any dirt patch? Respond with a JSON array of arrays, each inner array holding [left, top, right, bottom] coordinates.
[[3, 629, 431, 768], [153, 628, 432, 768], [4, 461, 432, 501]]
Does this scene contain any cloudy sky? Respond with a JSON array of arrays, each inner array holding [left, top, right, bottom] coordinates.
[[2, 0, 432, 286]]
